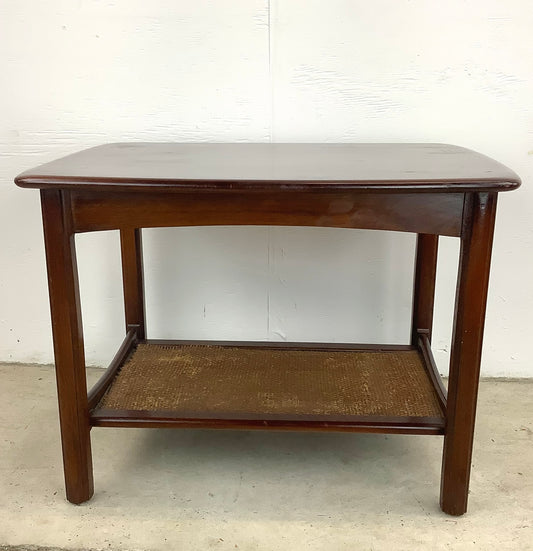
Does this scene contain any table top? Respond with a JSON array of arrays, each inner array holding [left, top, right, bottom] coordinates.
[[15, 143, 520, 193]]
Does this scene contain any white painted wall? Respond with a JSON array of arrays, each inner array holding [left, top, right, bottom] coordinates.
[[1, 1, 532, 376]]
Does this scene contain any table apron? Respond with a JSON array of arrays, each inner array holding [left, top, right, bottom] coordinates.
[[69, 190, 464, 237]]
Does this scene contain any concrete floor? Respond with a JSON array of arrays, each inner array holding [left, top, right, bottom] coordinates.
[[0, 364, 532, 551]]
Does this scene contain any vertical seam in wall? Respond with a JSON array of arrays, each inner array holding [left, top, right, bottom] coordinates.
[[267, 0, 273, 339], [268, 0, 273, 143]]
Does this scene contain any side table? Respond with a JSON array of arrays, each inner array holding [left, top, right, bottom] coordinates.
[[15, 143, 520, 515]]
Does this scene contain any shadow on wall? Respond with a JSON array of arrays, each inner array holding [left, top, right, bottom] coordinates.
[[142, 225, 417, 344], [76, 225, 458, 373]]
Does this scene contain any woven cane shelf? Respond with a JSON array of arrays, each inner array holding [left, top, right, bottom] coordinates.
[[90, 339, 445, 434]]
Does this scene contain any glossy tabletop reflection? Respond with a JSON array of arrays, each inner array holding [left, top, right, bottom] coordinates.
[[15, 143, 520, 193]]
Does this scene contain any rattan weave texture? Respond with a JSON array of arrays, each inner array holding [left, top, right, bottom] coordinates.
[[98, 344, 443, 418]]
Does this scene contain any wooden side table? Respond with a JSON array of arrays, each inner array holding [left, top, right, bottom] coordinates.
[[15, 143, 520, 515]]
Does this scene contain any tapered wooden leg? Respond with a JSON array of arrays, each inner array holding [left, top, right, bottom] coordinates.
[[440, 193, 497, 515], [120, 228, 146, 339], [41, 189, 94, 504], [411, 233, 439, 345]]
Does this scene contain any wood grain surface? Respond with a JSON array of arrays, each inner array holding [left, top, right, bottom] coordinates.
[[15, 143, 520, 193]]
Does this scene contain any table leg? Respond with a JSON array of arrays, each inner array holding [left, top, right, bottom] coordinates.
[[120, 228, 146, 339], [411, 233, 439, 344], [440, 192, 497, 515], [41, 189, 94, 504]]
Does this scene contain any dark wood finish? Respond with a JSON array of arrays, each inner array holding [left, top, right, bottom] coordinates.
[[70, 190, 464, 237], [90, 409, 445, 435], [418, 333, 448, 412], [15, 144, 519, 513], [87, 329, 137, 411], [120, 229, 146, 338], [15, 143, 520, 193], [40, 189, 94, 504], [411, 234, 439, 343], [440, 192, 498, 516]]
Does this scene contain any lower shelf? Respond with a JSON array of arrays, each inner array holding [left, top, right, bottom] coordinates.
[[90, 340, 445, 434]]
